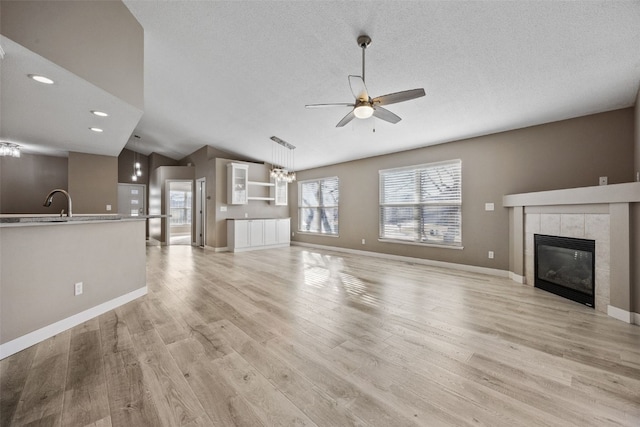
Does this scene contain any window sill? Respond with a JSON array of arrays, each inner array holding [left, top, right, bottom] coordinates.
[[378, 238, 464, 250]]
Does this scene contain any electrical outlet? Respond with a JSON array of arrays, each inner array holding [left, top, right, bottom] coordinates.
[[291, 231, 295, 237], [362, 238, 366, 245], [74, 282, 83, 296], [485, 203, 495, 211], [106, 204, 112, 211], [220, 206, 227, 212], [488, 251, 494, 259], [244, 212, 248, 218], [599, 176, 608, 186]]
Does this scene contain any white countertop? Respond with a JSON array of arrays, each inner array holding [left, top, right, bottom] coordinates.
[[0, 214, 145, 228]]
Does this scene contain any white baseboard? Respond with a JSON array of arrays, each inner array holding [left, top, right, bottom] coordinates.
[[214, 246, 229, 252], [607, 305, 634, 324], [509, 272, 526, 284], [0, 286, 147, 360], [292, 242, 509, 278], [230, 243, 289, 253], [633, 312, 640, 326]]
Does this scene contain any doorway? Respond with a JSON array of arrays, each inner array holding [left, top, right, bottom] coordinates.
[[167, 180, 193, 245], [195, 178, 206, 247], [118, 183, 146, 217]]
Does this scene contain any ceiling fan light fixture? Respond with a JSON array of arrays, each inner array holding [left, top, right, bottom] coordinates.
[[353, 104, 374, 119]]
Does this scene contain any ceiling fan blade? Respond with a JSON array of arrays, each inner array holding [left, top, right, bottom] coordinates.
[[372, 106, 401, 124], [336, 110, 356, 127], [305, 103, 355, 109], [372, 88, 425, 106], [348, 75, 369, 101]]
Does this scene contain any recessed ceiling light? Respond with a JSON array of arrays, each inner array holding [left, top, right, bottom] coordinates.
[[89, 127, 103, 133], [91, 110, 109, 117], [28, 74, 54, 84]]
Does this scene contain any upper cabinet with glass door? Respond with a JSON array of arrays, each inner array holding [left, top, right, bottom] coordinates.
[[227, 163, 249, 204], [270, 178, 288, 206]]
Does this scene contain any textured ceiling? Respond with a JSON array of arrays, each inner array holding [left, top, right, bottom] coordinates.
[[4, 1, 640, 170]]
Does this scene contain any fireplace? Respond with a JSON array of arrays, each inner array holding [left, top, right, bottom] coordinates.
[[534, 234, 595, 308]]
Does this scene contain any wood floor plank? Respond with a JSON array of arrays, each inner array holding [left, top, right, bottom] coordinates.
[[167, 337, 266, 427], [61, 322, 111, 427], [99, 310, 164, 427], [3, 245, 640, 426], [9, 331, 71, 426], [209, 352, 318, 426], [212, 319, 367, 426], [129, 329, 207, 426], [0, 345, 37, 426]]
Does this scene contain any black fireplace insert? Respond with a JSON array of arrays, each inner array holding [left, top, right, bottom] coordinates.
[[534, 234, 595, 307]]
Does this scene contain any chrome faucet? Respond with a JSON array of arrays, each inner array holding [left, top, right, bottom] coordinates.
[[43, 189, 73, 217]]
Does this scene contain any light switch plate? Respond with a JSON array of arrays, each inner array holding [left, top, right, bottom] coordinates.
[[485, 203, 495, 211], [220, 206, 227, 212]]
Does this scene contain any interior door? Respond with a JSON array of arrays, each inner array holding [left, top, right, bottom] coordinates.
[[118, 184, 146, 216]]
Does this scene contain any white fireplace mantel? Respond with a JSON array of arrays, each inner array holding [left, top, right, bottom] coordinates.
[[503, 182, 640, 207], [503, 182, 639, 324]]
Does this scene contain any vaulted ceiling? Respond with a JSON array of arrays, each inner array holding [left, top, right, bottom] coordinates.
[[4, 1, 640, 170]]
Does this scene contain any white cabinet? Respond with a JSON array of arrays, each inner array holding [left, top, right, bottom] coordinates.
[[277, 218, 290, 242], [264, 219, 278, 245], [270, 179, 288, 206], [249, 220, 264, 246], [227, 218, 290, 252], [227, 163, 248, 205], [233, 221, 251, 249]]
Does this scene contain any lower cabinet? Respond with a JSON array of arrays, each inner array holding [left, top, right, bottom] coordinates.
[[227, 218, 290, 252]]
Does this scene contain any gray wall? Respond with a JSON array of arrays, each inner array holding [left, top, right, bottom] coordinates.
[[0, 0, 144, 110], [290, 108, 634, 274], [0, 153, 68, 214], [118, 148, 149, 186], [149, 152, 179, 171], [1, 220, 146, 345], [68, 152, 118, 214]]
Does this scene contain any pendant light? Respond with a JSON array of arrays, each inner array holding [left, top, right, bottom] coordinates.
[[269, 136, 296, 183]]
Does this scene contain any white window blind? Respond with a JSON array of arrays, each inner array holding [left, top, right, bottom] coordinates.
[[379, 160, 461, 246], [298, 176, 339, 235]]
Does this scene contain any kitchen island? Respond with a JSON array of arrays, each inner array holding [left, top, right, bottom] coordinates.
[[0, 215, 147, 358]]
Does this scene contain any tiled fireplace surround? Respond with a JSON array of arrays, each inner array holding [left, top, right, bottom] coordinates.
[[525, 210, 610, 312], [504, 182, 640, 324]]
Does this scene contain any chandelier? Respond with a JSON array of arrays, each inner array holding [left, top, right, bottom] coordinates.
[[0, 142, 21, 158], [270, 136, 296, 183]]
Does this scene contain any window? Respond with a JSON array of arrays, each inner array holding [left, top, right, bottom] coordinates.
[[379, 160, 461, 246], [169, 189, 192, 226], [298, 177, 339, 235]]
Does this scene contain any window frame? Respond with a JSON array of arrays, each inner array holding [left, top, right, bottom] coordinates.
[[379, 159, 462, 248], [297, 176, 339, 236]]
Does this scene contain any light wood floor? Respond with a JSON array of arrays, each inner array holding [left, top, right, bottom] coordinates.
[[2, 245, 640, 426]]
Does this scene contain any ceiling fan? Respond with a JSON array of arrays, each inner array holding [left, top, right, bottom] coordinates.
[[305, 35, 425, 127]]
